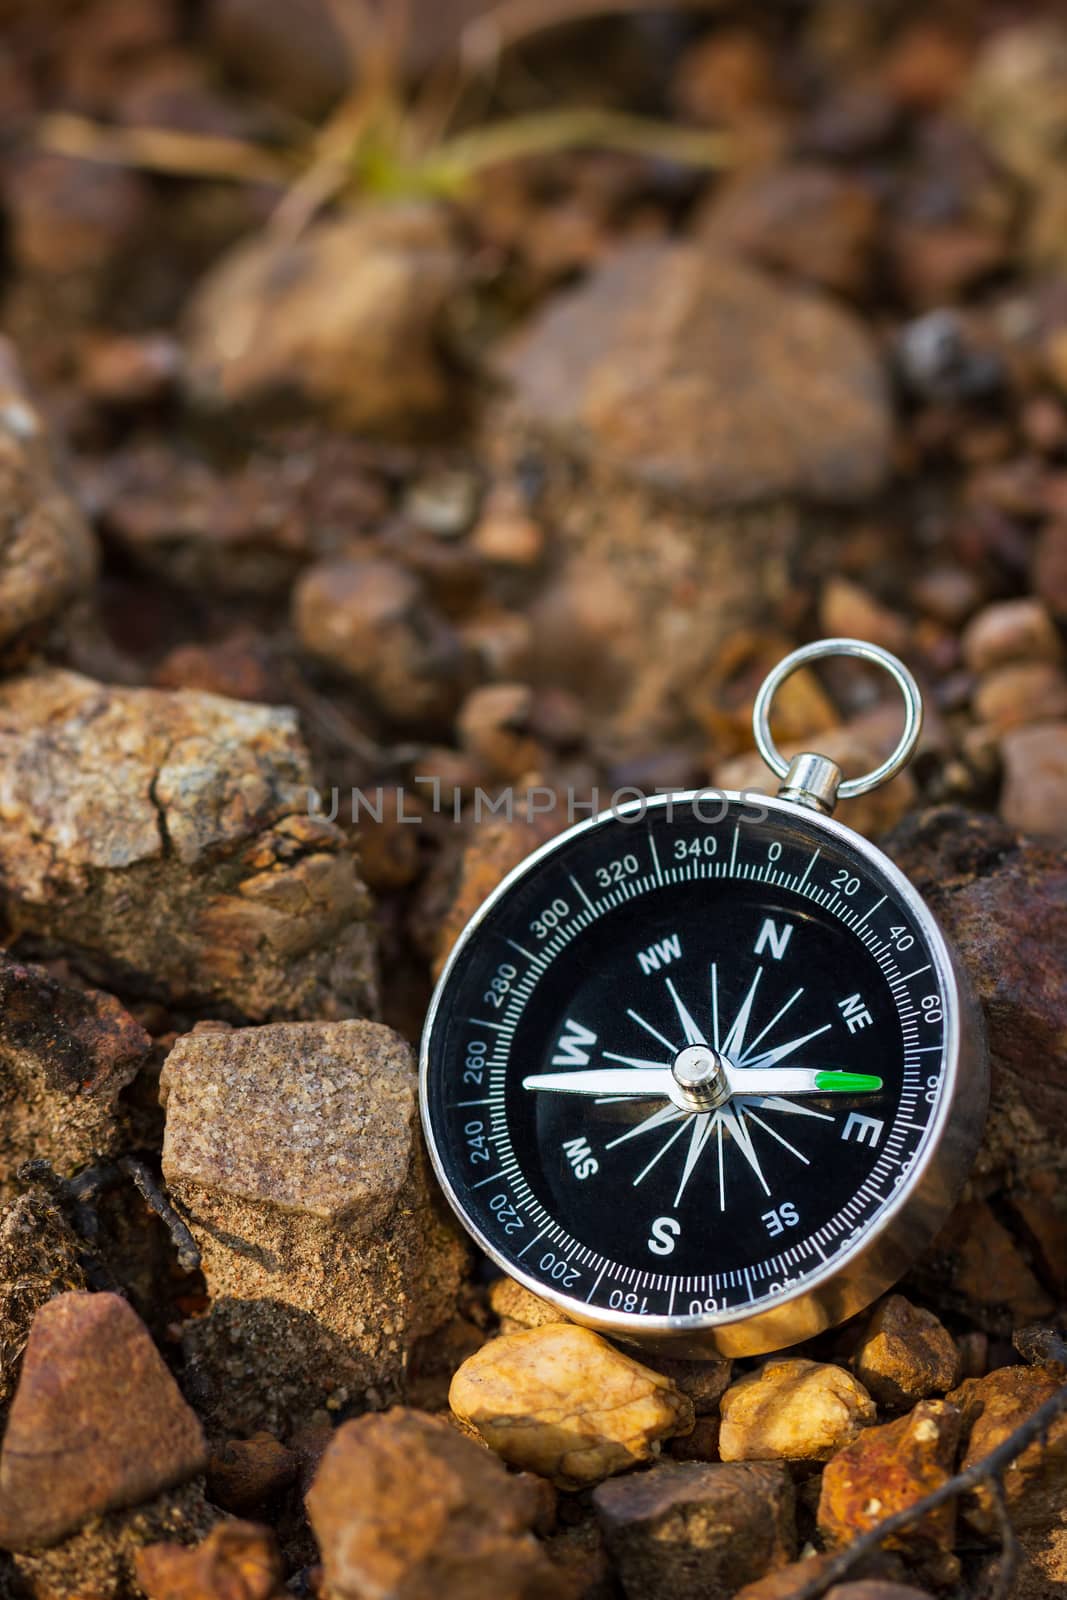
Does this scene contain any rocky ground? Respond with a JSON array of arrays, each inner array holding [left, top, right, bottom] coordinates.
[[0, 1, 1065, 1597]]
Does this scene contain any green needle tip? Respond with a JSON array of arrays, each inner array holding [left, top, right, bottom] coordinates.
[[814, 1071, 884, 1093]]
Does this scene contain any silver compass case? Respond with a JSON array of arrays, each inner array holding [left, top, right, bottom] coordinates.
[[418, 642, 990, 1358]]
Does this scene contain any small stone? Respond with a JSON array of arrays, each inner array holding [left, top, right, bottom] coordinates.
[[964, 21, 1067, 189], [820, 577, 909, 655], [912, 567, 983, 628], [449, 1324, 694, 1490], [205, 1435, 298, 1517], [0, 955, 151, 1198], [497, 244, 891, 509], [162, 1021, 467, 1433], [306, 1407, 560, 1600], [973, 662, 1067, 731], [647, 1355, 733, 1417], [293, 556, 469, 728], [950, 1363, 1067, 1538], [719, 1358, 876, 1463], [853, 1296, 962, 1411], [999, 723, 1067, 838], [0, 336, 97, 654], [962, 599, 1062, 674], [136, 1521, 285, 1600], [0, 1291, 207, 1550], [458, 683, 542, 780], [593, 1460, 795, 1600], [184, 206, 464, 433], [697, 163, 880, 297], [0, 668, 377, 1022], [735, 1562, 908, 1600], [817, 1400, 962, 1580], [81, 331, 182, 407], [489, 1275, 563, 1333], [1034, 520, 1067, 619]]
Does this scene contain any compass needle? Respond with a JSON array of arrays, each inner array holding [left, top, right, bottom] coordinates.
[[422, 642, 986, 1347]]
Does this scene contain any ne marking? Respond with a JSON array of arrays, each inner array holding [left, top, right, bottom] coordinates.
[[648, 831, 664, 884], [901, 964, 932, 982]]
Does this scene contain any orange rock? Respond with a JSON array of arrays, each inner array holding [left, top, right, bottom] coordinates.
[[136, 1521, 285, 1600], [817, 1400, 962, 1580]]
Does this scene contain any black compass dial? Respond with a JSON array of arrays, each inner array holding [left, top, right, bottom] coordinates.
[[421, 795, 951, 1326]]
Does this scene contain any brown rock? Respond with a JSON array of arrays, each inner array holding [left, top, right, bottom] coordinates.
[[929, 1199, 1055, 1327], [497, 244, 891, 509], [973, 663, 1067, 731], [593, 1460, 795, 1600], [999, 723, 1067, 839], [964, 22, 1067, 189], [0, 954, 151, 1197], [818, 1401, 962, 1579], [826, 1587, 937, 1600], [735, 1561, 909, 1600], [0, 1291, 207, 1550], [458, 684, 542, 780], [489, 1275, 563, 1334], [91, 432, 389, 597], [0, 337, 97, 654], [647, 1355, 733, 1417], [449, 1324, 694, 1490], [962, 599, 1062, 674], [820, 577, 909, 655], [428, 812, 561, 980], [0, 1193, 85, 1412], [293, 556, 470, 727], [698, 163, 880, 297], [719, 1359, 876, 1463], [884, 811, 1067, 1215], [0, 668, 377, 1022], [184, 206, 464, 433], [136, 1521, 285, 1600], [161, 1021, 467, 1433], [306, 1407, 561, 1600], [1034, 520, 1067, 619], [950, 1363, 1067, 1538], [205, 1435, 298, 1517], [853, 1296, 961, 1411]]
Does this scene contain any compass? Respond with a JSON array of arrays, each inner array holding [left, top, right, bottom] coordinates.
[[419, 640, 988, 1356]]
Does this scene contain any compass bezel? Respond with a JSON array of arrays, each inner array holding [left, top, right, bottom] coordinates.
[[418, 791, 988, 1357]]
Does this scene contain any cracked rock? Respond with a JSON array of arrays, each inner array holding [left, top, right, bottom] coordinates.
[[0, 1290, 207, 1551], [0, 953, 151, 1199], [593, 1460, 796, 1600], [448, 1323, 694, 1490], [0, 338, 97, 656], [719, 1359, 876, 1463], [0, 667, 377, 1021], [306, 1407, 562, 1600], [161, 1020, 468, 1434]]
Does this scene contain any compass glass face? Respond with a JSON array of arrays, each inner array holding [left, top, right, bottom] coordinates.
[[421, 795, 953, 1327]]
